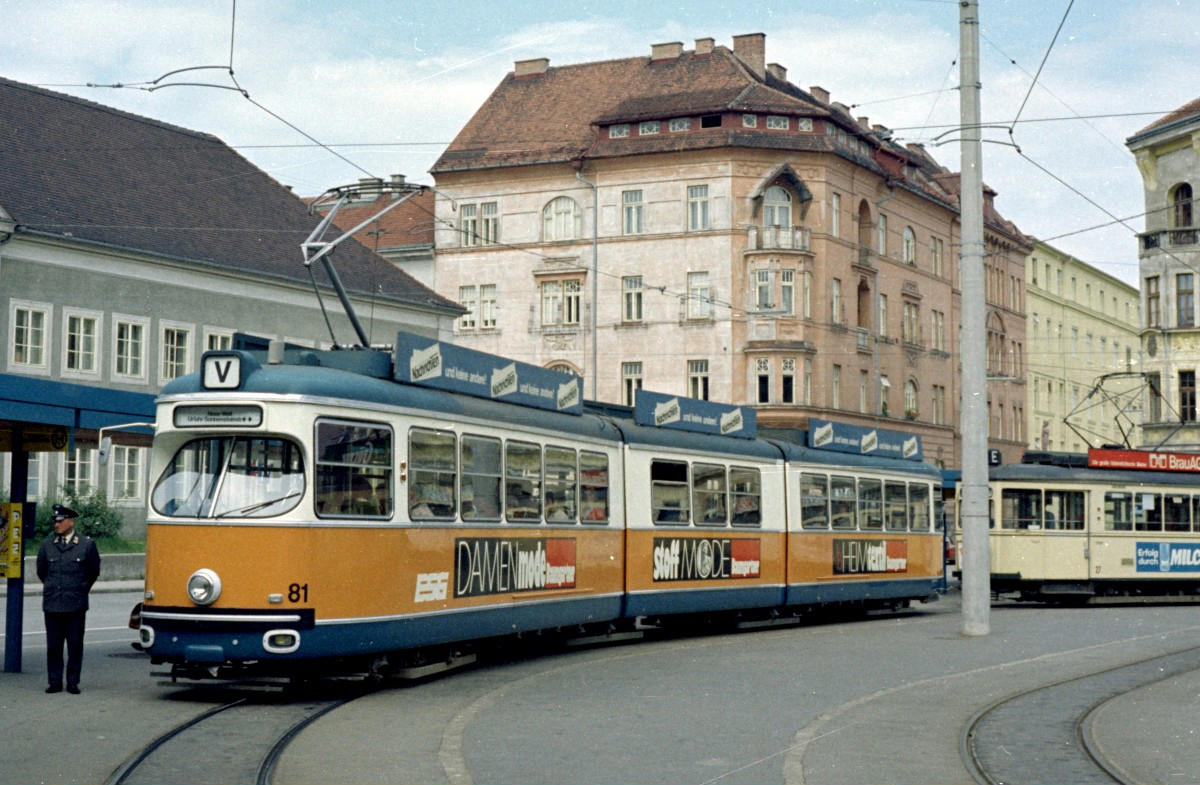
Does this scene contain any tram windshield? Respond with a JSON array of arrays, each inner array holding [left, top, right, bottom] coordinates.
[[152, 436, 305, 518]]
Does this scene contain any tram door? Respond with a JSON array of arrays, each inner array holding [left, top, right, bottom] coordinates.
[[1039, 488, 1090, 580]]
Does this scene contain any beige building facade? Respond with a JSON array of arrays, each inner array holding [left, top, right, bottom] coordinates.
[[1025, 241, 1140, 453], [431, 34, 1031, 469], [1128, 98, 1200, 449]]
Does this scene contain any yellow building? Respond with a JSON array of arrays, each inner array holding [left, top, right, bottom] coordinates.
[[430, 34, 1031, 469], [1026, 241, 1139, 452]]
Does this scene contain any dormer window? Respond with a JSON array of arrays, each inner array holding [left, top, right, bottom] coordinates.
[[766, 115, 789, 130], [763, 186, 792, 228], [700, 114, 721, 128], [669, 118, 691, 132], [743, 114, 757, 128], [609, 124, 630, 139], [638, 120, 660, 135]]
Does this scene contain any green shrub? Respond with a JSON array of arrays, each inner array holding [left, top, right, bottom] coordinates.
[[32, 486, 124, 541]]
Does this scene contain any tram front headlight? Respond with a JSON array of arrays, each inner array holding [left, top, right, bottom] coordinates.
[[187, 568, 222, 606]]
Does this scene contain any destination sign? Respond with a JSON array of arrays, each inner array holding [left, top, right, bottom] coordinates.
[[174, 405, 263, 428], [1088, 448, 1200, 473]]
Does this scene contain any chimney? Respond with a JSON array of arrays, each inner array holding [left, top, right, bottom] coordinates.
[[831, 101, 850, 114], [651, 41, 684, 60], [857, 116, 870, 129], [809, 85, 830, 104], [358, 177, 384, 193], [514, 57, 549, 77], [731, 33, 766, 79], [695, 37, 714, 55], [390, 173, 407, 187], [766, 63, 787, 81]]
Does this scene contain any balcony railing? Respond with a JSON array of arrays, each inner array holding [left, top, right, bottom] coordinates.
[[747, 225, 811, 252], [1142, 228, 1198, 250]]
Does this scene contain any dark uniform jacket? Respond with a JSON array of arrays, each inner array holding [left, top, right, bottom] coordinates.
[[36, 533, 101, 613]]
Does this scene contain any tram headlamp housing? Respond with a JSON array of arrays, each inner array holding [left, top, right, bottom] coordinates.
[[187, 568, 222, 606]]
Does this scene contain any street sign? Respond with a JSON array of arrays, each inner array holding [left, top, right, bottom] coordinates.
[[0, 504, 22, 578]]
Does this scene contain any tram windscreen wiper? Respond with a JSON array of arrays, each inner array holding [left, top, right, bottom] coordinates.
[[215, 491, 303, 518]]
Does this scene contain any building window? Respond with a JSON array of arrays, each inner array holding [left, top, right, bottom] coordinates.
[[542, 196, 581, 241], [1181, 370, 1196, 422], [160, 324, 192, 382], [763, 186, 791, 229], [687, 271, 712, 319], [687, 185, 710, 230], [766, 115, 789, 130], [63, 447, 96, 494], [781, 358, 795, 404], [609, 124, 630, 138], [902, 302, 920, 345], [638, 120, 660, 135], [460, 203, 478, 246], [114, 317, 147, 380], [669, 117, 691, 132], [832, 364, 841, 409], [802, 270, 812, 319], [780, 270, 794, 315], [880, 375, 890, 416], [63, 311, 99, 375], [459, 286, 477, 329], [540, 278, 582, 326], [756, 358, 770, 403], [1147, 276, 1160, 327], [205, 331, 233, 351], [831, 193, 841, 238], [622, 361, 643, 406], [933, 385, 946, 425], [902, 227, 916, 265], [1173, 183, 1194, 242], [700, 114, 721, 128], [904, 379, 918, 417], [622, 190, 644, 235], [1149, 372, 1163, 422], [756, 269, 772, 310], [10, 302, 49, 370], [688, 359, 709, 400], [931, 310, 945, 352], [877, 213, 888, 256], [742, 114, 757, 128], [832, 278, 842, 324], [803, 357, 813, 404], [480, 284, 497, 328], [481, 202, 499, 244], [859, 370, 869, 413], [111, 445, 143, 501], [878, 293, 889, 338], [1178, 273, 1194, 327], [623, 276, 643, 322]]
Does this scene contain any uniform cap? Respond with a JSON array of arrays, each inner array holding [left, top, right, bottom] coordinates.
[[52, 504, 78, 521]]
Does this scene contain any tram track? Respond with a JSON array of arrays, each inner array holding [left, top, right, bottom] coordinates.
[[961, 645, 1200, 785], [105, 688, 357, 785]]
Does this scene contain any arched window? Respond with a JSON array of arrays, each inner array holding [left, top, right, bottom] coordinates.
[[1173, 183, 1193, 228], [763, 186, 792, 228], [904, 379, 918, 417], [902, 226, 916, 265], [543, 196, 581, 241], [547, 362, 579, 375]]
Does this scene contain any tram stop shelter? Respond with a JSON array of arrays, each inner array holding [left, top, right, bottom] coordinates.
[[1, 371, 155, 672]]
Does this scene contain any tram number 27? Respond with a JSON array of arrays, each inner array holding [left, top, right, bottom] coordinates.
[[288, 583, 309, 603]]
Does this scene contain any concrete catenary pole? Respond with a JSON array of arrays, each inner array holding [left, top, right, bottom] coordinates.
[[959, 0, 990, 636]]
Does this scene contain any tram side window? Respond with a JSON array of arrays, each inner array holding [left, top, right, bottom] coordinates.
[[933, 485, 945, 532], [909, 483, 930, 531], [693, 463, 728, 525], [1193, 496, 1200, 533], [730, 467, 762, 526], [1105, 492, 1133, 531], [884, 482, 908, 531], [407, 428, 456, 520], [1044, 490, 1085, 531], [315, 420, 392, 519], [858, 479, 883, 530], [801, 473, 830, 529], [461, 435, 502, 522], [830, 475, 857, 529], [1164, 494, 1190, 532], [580, 451, 610, 524], [544, 446, 577, 523], [505, 441, 542, 522], [1001, 489, 1041, 529], [651, 459, 690, 523], [1136, 492, 1163, 532]]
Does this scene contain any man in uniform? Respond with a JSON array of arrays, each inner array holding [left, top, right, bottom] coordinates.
[[36, 504, 101, 694]]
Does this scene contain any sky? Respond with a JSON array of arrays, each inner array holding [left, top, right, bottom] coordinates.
[[5, 0, 1198, 287]]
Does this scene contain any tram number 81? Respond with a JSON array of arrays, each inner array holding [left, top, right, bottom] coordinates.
[[288, 583, 309, 603]]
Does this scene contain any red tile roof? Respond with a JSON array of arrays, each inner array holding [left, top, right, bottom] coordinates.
[[311, 189, 436, 253], [1130, 96, 1200, 140]]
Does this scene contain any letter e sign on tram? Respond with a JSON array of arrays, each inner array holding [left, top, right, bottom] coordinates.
[[203, 354, 242, 389]]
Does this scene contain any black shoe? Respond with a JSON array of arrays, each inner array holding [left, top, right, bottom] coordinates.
[[66, 685, 80, 694], [45, 685, 62, 694]]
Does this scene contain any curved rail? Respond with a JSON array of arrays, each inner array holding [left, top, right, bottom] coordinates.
[[104, 692, 354, 785], [961, 646, 1200, 785]]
